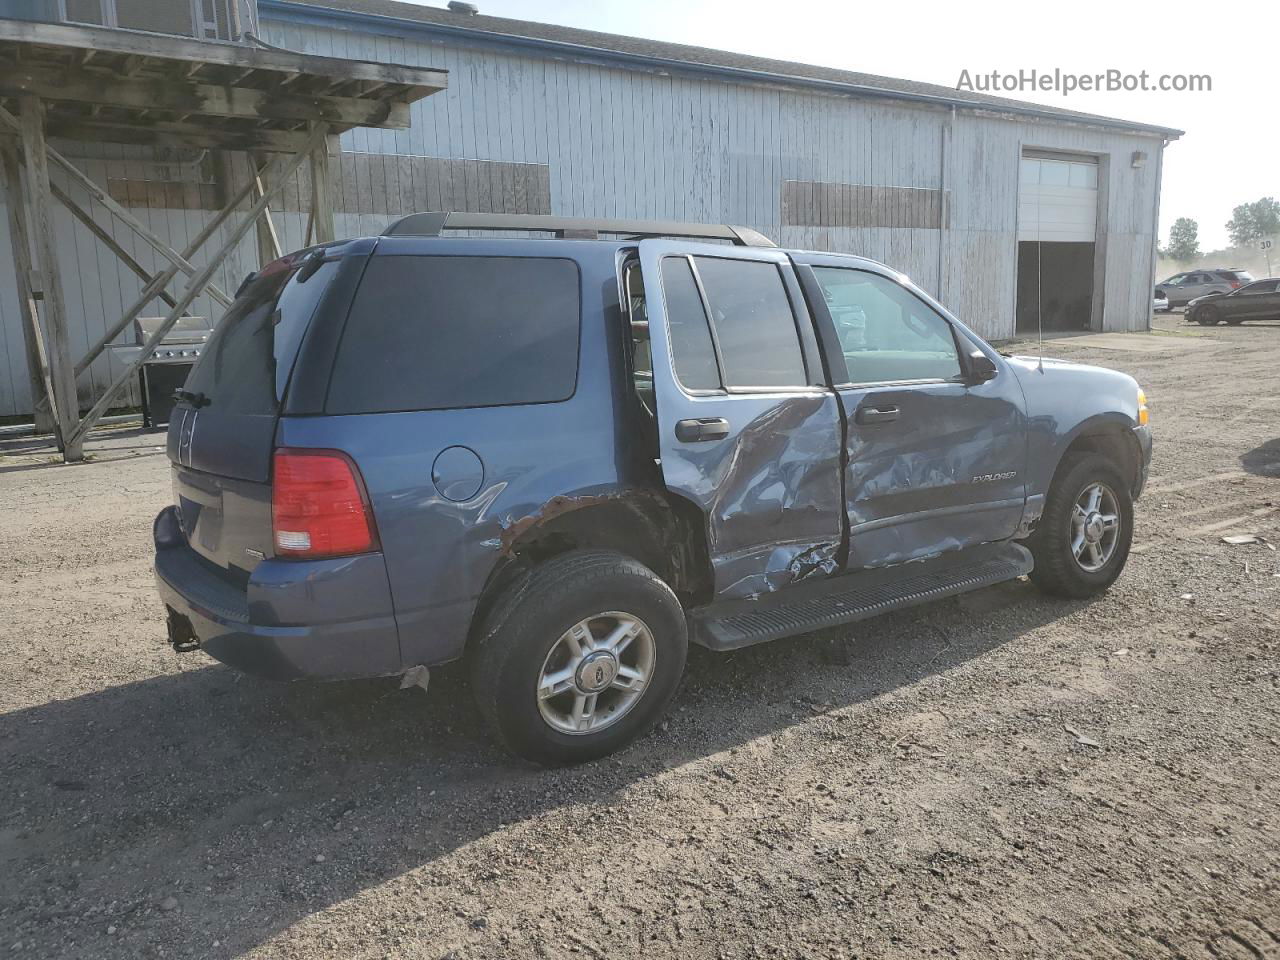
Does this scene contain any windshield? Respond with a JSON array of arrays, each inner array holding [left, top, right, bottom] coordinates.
[[182, 257, 338, 414]]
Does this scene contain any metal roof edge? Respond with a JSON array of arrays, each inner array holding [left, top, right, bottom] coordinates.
[[259, 0, 1183, 140]]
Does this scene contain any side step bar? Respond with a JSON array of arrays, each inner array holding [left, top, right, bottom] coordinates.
[[688, 542, 1033, 651]]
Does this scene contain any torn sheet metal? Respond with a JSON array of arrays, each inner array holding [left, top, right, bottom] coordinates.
[[400, 665, 430, 693]]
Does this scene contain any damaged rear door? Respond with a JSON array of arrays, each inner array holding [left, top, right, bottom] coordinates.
[[637, 240, 844, 600]]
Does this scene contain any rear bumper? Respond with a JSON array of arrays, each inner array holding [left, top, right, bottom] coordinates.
[[153, 506, 402, 681]]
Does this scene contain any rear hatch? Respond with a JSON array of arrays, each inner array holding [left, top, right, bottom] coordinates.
[[168, 249, 350, 574]]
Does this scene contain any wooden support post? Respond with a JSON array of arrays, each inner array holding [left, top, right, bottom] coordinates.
[[0, 104, 232, 308], [1, 140, 56, 437], [66, 127, 327, 451], [309, 130, 336, 244], [252, 152, 282, 266], [28, 159, 257, 418], [18, 96, 81, 459]]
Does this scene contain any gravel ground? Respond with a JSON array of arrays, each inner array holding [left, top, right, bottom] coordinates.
[[1, 313, 1278, 959]]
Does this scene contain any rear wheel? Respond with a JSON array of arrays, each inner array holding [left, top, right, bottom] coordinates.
[[468, 550, 687, 765], [1028, 453, 1134, 598]]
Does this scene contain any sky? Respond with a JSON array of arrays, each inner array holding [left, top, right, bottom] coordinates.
[[398, 0, 1276, 252]]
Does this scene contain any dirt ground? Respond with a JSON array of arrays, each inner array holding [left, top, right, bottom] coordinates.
[[1, 312, 1278, 959]]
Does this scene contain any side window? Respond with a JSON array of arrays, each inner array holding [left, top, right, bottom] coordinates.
[[812, 268, 962, 384], [660, 258, 720, 391], [1241, 280, 1277, 295], [327, 256, 580, 414], [690, 257, 807, 388]]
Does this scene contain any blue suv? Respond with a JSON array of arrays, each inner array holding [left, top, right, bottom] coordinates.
[[154, 213, 1151, 764]]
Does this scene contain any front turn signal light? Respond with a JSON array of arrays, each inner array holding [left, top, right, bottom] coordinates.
[[1137, 388, 1149, 426]]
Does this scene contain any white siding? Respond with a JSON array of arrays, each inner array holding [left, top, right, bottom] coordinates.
[[0, 13, 1167, 416]]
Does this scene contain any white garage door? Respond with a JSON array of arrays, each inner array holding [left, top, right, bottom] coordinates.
[[1018, 156, 1098, 243]]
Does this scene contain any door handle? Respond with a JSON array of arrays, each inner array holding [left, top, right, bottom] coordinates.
[[675, 417, 730, 442], [855, 404, 900, 425]]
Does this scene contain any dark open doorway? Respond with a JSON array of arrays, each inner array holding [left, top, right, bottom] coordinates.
[[1016, 241, 1095, 333]]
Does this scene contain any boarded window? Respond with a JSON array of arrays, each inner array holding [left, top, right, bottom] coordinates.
[[107, 153, 554, 217], [782, 181, 947, 229]]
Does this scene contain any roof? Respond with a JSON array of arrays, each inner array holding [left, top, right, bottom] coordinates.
[[0, 17, 448, 152], [382, 211, 775, 246], [266, 0, 1182, 139]]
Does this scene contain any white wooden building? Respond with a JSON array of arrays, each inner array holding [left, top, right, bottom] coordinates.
[[0, 0, 1180, 419]]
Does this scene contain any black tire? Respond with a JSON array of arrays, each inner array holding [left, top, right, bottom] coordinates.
[[468, 550, 688, 765], [1028, 453, 1134, 599], [1196, 306, 1220, 326]]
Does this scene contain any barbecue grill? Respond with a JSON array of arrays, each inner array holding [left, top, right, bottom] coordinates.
[[108, 316, 211, 428]]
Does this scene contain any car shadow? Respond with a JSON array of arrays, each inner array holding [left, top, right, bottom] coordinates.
[[1241, 438, 1280, 477], [0, 580, 1083, 955]]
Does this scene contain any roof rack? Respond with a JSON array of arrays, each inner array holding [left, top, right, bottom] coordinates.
[[381, 212, 775, 247]]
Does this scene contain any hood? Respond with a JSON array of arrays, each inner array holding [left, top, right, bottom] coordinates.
[[1006, 355, 1083, 370], [1004, 353, 1142, 428], [1187, 291, 1226, 306]]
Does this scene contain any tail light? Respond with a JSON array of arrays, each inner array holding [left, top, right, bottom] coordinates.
[[272, 449, 379, 559], [1229, 280, 1243, 289]]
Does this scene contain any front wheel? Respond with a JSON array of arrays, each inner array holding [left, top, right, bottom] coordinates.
[[1028, 453, 1134, 598], [1196, 306, 1220, 326], [468, 550, 688, 765]]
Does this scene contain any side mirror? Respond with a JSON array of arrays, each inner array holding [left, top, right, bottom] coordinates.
[[964, 349, 998, 384]]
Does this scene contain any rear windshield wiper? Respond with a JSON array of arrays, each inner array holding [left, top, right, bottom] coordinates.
[[174, 389, 211, 408]]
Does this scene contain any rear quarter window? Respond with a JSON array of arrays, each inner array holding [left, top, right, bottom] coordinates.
[[326, 256, 581, 414]]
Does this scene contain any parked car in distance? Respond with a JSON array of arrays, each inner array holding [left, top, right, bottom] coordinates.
[[1156, 268, 1254, 308], [153, 213, 1152, 765], [1187, 278, 1280, 325], [1153, 288, 1168, 313]]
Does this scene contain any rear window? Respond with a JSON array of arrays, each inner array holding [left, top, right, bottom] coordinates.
[[182, 258, 338, 415], [326, 256, 580, 414]]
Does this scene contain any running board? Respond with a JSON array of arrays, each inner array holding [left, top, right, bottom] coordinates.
[[688, 542, 1033, 651]]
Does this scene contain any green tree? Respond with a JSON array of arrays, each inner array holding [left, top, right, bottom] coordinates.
[[1166, 217, 1200, 262], [1226, 197, 1280, 247]]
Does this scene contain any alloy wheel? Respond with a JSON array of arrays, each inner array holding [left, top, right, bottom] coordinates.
[[536, 612, 657, 735], [1070, 482, 1121, 573]]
